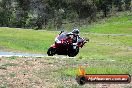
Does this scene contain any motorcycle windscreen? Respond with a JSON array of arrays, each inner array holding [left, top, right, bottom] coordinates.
[[57, 33, 67, 41]]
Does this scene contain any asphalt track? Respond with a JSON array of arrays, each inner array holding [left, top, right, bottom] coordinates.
[[0, 51, 76, 59], [0, 51, 47, 57]]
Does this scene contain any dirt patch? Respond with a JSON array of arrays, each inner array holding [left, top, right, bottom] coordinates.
[[0, 57, 132, 88], [0, 57, 59, 88]]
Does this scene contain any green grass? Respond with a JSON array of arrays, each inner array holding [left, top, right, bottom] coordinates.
[[60, 60, 132, 77], [62, 67, 130, 77], [0, 27, 58, 53], [0, 12, 132, 76], [81, 12, 132, 34], [61, 32, 132, 76], [0, 27, 132, 75], [78, 34, 132, 62]]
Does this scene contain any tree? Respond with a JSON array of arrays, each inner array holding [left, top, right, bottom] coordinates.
[[99, 0, 113, 17], [0, 0, 12, 27], [0, 0, 131, 29], [125, 0, 131, 10], [15, 0, 30, 28]]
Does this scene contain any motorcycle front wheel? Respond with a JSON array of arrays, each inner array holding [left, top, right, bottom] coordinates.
[[47, 47, 56, 56], [68, 46, 79, 57]]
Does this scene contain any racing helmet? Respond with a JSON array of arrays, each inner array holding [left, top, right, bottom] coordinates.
[[72, 28, 79, 35]]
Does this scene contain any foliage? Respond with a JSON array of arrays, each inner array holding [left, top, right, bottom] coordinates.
[[0, 0, 131, 29]]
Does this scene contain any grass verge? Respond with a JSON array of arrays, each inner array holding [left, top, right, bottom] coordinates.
[[81, 12, 132, 34]]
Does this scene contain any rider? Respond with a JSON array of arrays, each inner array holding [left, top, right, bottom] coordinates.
[[66, 28, 80, 49]]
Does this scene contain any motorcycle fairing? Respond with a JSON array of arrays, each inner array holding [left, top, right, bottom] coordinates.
[[51, 44, 56, 48]]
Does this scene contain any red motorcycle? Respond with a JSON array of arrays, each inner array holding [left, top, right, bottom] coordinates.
[[47, 31, 89, 57]]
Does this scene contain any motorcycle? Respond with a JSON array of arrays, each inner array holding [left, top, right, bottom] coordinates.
[[47, 31, 89, 57]]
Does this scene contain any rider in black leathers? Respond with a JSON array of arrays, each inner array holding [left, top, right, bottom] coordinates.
[[66, 29, 80, 49]]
